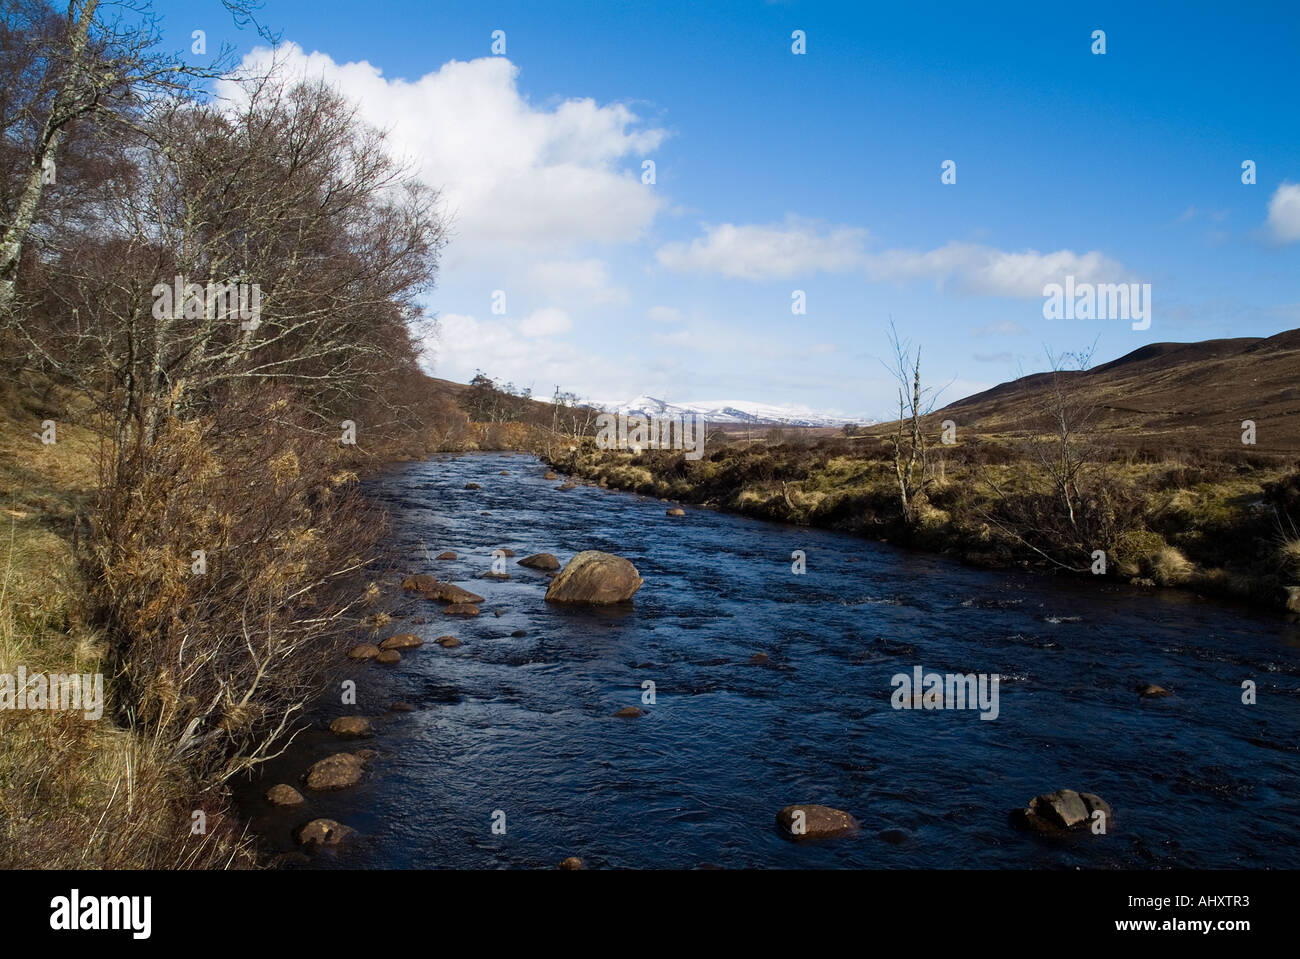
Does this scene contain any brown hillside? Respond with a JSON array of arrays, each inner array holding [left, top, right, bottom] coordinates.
[[929, 329, 1300, 454]]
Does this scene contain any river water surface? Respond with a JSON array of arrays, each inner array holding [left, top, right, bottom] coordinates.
[[240, 452, 1300, 868]]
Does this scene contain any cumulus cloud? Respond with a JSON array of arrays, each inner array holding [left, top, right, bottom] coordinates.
[[220, 44, 668, 262], [1266, 182, 1300, 243], [655, 218, 1132, 297], [864, 242, 1130, 297], [526, 258, 626, 305], [655, 217, 870, 280], [519, 307, 572, 337]]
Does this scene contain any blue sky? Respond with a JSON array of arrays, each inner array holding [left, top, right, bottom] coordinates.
[[157, 0, 1300, 419]]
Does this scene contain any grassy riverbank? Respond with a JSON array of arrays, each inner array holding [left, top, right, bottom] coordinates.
[[549, 435, 1298, 611]]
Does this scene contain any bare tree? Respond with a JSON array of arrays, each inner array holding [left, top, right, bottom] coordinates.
[[1029, 342, 1102, 530], [0, 0, 273, 314], [882, 319, 941, 524]]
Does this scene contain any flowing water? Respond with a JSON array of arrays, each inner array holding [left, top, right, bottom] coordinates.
[[239, 452, 1300, 868]]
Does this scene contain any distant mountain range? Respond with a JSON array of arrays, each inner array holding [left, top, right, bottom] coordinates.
[[594, 394, 874, 428]]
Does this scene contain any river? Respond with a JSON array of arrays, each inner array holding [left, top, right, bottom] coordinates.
[[237, 452, 1300, 868]]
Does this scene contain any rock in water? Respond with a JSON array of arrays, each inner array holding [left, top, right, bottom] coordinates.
[[265, 784, 304, 806], [298, 819, 354, 848], [544, 472, 559, 480], [613, 706, 644, 718], [329, 716, 372, 737], [557, 856, 584, 869], [436, 635, 462, 648], [666, 507, 685, 517], [518, 552, 560, 570], [775, 804, 860, 840], [375, 649, 401, 663], [436, 551, 457, 560], [379, 634, 423, 650], [1136, 683, 1171, 697], [347, 643, 380, 660], [305, 753, 366, 791], [545, 550, 643, 605], [421, 580, 486, 604], [444, 603, 480, 616], [1011, 789, 1113, 835]]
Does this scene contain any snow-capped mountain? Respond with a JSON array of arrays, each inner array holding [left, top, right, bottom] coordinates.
[[593, 394, 874, 428]]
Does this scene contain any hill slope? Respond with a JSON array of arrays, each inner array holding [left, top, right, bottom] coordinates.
[[937, 329, 1300, 453]]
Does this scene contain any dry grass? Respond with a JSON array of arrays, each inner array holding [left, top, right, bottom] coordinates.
[[0, 387, 256, 869]]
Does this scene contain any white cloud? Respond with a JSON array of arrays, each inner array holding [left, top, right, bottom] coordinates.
[[655, 217, 870, 280], [519, 307, 572, 337], [221, 45, 668, 263], [1266, 182, 1300, 243], [646, 305, 683, 323], [655, 218, 1132, 298], [865, 242, 1130, 298], [526, 258, 626, 305]]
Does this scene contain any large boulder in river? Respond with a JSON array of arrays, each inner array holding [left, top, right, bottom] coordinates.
[[518, 552, 560, 571], [1011, 789, 1112, 835], [544, 550, 643, 604], [775, 804, 860, 840]]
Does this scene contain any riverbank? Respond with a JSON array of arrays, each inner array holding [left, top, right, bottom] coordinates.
[[545, 437, 1299, 613]]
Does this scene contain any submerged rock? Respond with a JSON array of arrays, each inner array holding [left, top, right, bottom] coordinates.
[[775, 804, 860, 840], [436, 551, 457, 560], [464, 482, 481, 490], [1137, 683, 1171, 697], [444, 603, 480, 616], [613, 706, 644, 718], [748, 652, 769, 665], [545, 550, 643, 605], [544, 471, 559, 480], [436, 635, 462, 648]]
